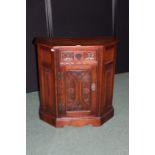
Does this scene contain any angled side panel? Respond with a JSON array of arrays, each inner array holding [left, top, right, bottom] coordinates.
[[37, 44, 57, 116]]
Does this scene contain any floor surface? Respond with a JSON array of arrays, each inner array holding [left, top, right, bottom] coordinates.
[[26, 73, 129, 155]]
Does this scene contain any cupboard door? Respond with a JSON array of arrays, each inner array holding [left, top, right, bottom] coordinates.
[[61, 66, 97, 117], [56, 46, 100, 117]]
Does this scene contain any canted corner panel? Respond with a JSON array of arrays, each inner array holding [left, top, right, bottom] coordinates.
[[39, 46, 56, 116], [39, 45, 54, 66], [104, 63, 114, 108], [100, 62, 114, 114], [40, 66, 56, 116], [104, 45, 115, 63]]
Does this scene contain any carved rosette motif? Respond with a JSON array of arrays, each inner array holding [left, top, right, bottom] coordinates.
[[66, 70, 91, 111]]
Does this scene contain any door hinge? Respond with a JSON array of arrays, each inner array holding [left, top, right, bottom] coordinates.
[[59, 103, 65, 112], [57, 72, 64, 80]]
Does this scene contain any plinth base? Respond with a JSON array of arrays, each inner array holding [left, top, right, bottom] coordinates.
[[39, 107, 114, 128]]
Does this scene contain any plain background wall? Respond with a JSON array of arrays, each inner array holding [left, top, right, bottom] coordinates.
[[51, 0, 112, 37], [116, 0, 129, 73], [26, 0, 129, 93], [26, 0, 47, 93]]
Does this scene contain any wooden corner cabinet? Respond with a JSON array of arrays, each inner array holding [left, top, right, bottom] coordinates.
[[35, 37, 118, 127]]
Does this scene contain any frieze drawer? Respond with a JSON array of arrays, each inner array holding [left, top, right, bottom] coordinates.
[[60, 51, 97, 65]]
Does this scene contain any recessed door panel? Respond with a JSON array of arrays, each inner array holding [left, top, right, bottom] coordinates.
[[65, 70, 91, 111], [64, 66, 97, 117]]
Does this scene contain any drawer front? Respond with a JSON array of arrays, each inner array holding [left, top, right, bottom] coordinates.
[[53, 46, 100, 65], [60, 50, 97, 65]]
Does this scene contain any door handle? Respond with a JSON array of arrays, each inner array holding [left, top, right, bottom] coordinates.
[[91, 83, 96, 91], [50, 48, 55, 52]]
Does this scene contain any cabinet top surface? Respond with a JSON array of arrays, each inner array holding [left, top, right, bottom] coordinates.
[[35, 36, 118, 46]]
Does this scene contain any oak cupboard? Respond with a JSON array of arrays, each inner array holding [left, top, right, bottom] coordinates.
[[35, 37, 118, 127]]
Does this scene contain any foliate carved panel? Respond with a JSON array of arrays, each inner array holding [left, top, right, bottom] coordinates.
[[60, 51, 97, 65], [65, 70, 91, 111]]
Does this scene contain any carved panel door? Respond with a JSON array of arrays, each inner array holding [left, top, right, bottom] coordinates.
[[59, 66, 97, 117], [56, 46, 100, 117]]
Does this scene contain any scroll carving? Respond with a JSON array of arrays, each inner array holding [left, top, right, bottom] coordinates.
[[66, 70, 91, 111]]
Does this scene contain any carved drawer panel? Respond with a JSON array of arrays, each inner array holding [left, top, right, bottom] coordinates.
[[60, 50, 97, 65]]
